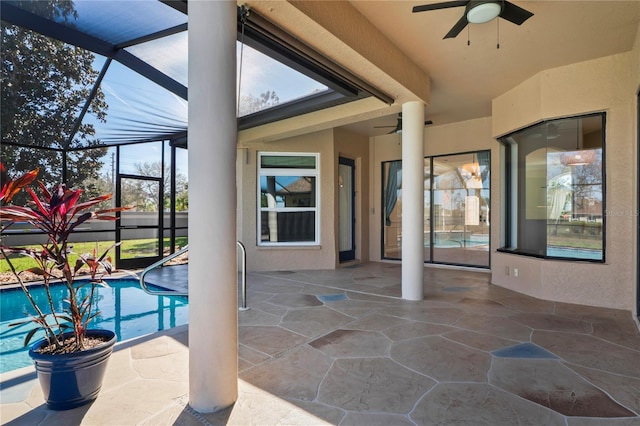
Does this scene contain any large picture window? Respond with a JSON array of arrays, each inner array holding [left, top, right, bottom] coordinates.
[[258, 153, 319, 245], [499, 113, 605, 261]]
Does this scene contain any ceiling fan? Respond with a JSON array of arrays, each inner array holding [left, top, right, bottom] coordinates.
[[375, 113, 433, 134], [412, 0, 534, 39]]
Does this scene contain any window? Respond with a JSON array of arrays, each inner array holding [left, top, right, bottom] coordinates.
[[382, 150, 491, 268], [258, 153, 319, 245], [499, 113, 605, 261]]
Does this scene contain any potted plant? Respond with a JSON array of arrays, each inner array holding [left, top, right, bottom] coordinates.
[[0, 163, 130, 410]]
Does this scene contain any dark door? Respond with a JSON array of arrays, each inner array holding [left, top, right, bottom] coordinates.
[[116, 174, 163, 269], [339, 157, 356, 262]]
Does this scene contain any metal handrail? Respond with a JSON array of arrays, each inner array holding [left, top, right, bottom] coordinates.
[[237, 241, 249, 311], [138, 242, 249, 310], [139, 245, 190, 297]]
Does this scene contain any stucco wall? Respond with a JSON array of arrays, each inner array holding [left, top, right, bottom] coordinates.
[[368, 117, 497, 262], [492, 49, 638, 311], [238, 129, 337, 271]]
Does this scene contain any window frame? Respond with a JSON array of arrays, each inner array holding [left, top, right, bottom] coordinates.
[[498, 112, 606, 262], [257, 152, 320, 247]]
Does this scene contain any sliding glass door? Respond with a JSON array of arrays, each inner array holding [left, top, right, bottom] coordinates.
[[382, 150, 490, 268]]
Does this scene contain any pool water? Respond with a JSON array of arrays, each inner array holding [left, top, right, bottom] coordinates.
[[0, 278, 188, 373], [546, 246, 602, 260]]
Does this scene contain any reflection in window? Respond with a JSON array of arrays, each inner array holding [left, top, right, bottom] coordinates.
[[431, 152, 490, 267], [258, 153, 319, 245], [500, 113, 604, 261]]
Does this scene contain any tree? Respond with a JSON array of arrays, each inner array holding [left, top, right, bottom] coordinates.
[[1, 0, 108, 203], [569, 149, 603, 219], [176, 182, 188, 211], [238, 90, 280, 116], [135, 161, 187, 209], [118, 161, 187, 212]]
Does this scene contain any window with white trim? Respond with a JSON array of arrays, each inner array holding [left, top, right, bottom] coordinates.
[[258, 153, 319, 245]]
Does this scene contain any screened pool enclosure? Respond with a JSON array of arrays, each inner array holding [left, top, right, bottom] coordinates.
[[1, 0, 380, 269]]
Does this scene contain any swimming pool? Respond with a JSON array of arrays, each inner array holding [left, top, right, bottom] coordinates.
[[547, 246, 602, 260], [0, 278, 188, 373]]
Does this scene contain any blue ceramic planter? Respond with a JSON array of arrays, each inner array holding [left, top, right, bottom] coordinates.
[[28, 329, 116, 410]]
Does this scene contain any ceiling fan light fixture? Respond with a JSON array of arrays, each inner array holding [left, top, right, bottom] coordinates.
[[546, 123, 560, 139], [467, 2, 502, 24]]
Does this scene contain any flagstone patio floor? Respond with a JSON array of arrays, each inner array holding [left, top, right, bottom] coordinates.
[[1, 262, 639, 425]]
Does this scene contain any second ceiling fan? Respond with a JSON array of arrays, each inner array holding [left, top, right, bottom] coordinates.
[[375, 113, 433, 134], [412, 0, 534, 39]]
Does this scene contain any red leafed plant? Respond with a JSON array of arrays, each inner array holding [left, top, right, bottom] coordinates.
[[0, 163, 131, 353]]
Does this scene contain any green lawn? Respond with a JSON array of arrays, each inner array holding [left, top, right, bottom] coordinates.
[[0, 237, 188, 274]]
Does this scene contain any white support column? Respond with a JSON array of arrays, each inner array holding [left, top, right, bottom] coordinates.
[[401, 101, 425, 300], [188, 1, 238, 412]]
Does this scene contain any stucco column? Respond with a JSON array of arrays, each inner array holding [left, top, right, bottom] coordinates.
[[401, 101, 425, 300], [188, 1, 238, 412]]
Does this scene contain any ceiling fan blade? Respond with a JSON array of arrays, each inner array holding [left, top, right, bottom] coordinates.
[[444, 15, 469, 39], [500, 1, 533, 25], [412, 1, 468, 13]]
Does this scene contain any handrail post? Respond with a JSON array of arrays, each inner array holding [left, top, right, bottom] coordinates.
[[237, 241, 249, 311]]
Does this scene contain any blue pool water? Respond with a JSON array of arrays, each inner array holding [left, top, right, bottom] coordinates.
[[0, 278, 188, 373], [547, 246, 602, 260]]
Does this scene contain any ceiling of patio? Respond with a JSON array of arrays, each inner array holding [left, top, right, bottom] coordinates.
[[252, 0, 639, 138]]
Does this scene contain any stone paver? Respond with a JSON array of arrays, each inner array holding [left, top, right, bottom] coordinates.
[[318, 358, 436, 414], [391, 336, 491, 382], [532, 330, 640, 378], [239, 346, 332, 401], [411, 383, 567, 425], [489, 358, 635, 417], [309, 329, 392, 358]]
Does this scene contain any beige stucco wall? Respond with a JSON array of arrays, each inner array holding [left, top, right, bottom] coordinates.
[[368, 117, 497, 262], [238, 129, 337, 271], [492, 49, 638, 311], [238, 127, 371, 271]]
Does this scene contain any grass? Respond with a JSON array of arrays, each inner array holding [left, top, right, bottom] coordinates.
[[0, 237, 188, 274], [547, 222, 603, 250]]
